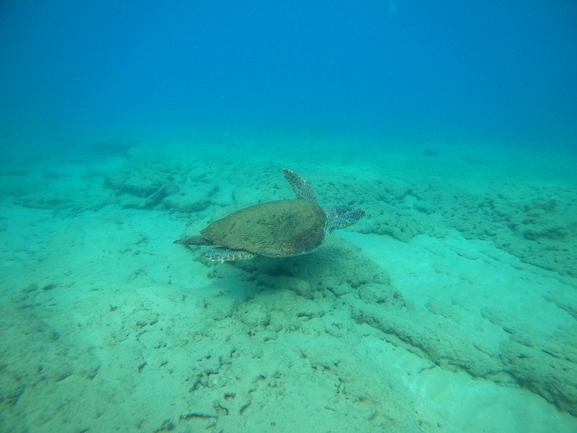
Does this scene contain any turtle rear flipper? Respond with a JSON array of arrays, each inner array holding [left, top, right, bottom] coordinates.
[[205, 249, 257, 261], [282, 168, 317, 203], [326, 207, 366, 233]]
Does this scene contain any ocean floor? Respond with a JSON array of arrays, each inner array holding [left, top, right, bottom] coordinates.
[[1, 135, 576, 433]]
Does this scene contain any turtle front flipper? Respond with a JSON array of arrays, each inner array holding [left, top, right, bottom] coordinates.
[[282, 169, 317, 203], [326, 207, 366, 233], [204, 248, 257, 261]]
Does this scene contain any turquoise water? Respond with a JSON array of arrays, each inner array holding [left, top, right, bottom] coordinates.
[[1, 1, 576, 432]]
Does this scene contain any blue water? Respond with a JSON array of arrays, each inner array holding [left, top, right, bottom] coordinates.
[[1, 2, 577, 432], [1, 0, 576, 151]]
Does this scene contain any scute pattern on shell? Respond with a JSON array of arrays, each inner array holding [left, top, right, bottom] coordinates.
[[201, 199, 327, 257]]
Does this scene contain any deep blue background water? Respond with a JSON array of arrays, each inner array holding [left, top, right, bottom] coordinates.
[[1, 0, 576, 152]]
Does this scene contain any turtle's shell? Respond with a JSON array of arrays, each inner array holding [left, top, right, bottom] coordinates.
[[201, 200, 327, 257]]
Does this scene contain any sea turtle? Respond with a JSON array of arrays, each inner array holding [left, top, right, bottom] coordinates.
[[174, 168, 365, 261]]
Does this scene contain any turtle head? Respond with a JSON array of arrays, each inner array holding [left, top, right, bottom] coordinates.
[[325, 206, 366, 233]]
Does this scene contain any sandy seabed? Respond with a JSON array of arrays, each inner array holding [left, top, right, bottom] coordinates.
[[1, 135, 576, 433]]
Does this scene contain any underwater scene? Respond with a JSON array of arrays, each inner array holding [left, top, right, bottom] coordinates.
[[1, 1, 576, 432]]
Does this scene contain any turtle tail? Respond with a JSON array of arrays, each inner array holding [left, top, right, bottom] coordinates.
[[173, 235, 213, 245]]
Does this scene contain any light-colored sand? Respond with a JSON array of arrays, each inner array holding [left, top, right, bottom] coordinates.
[[1, 136, 576, 432]]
